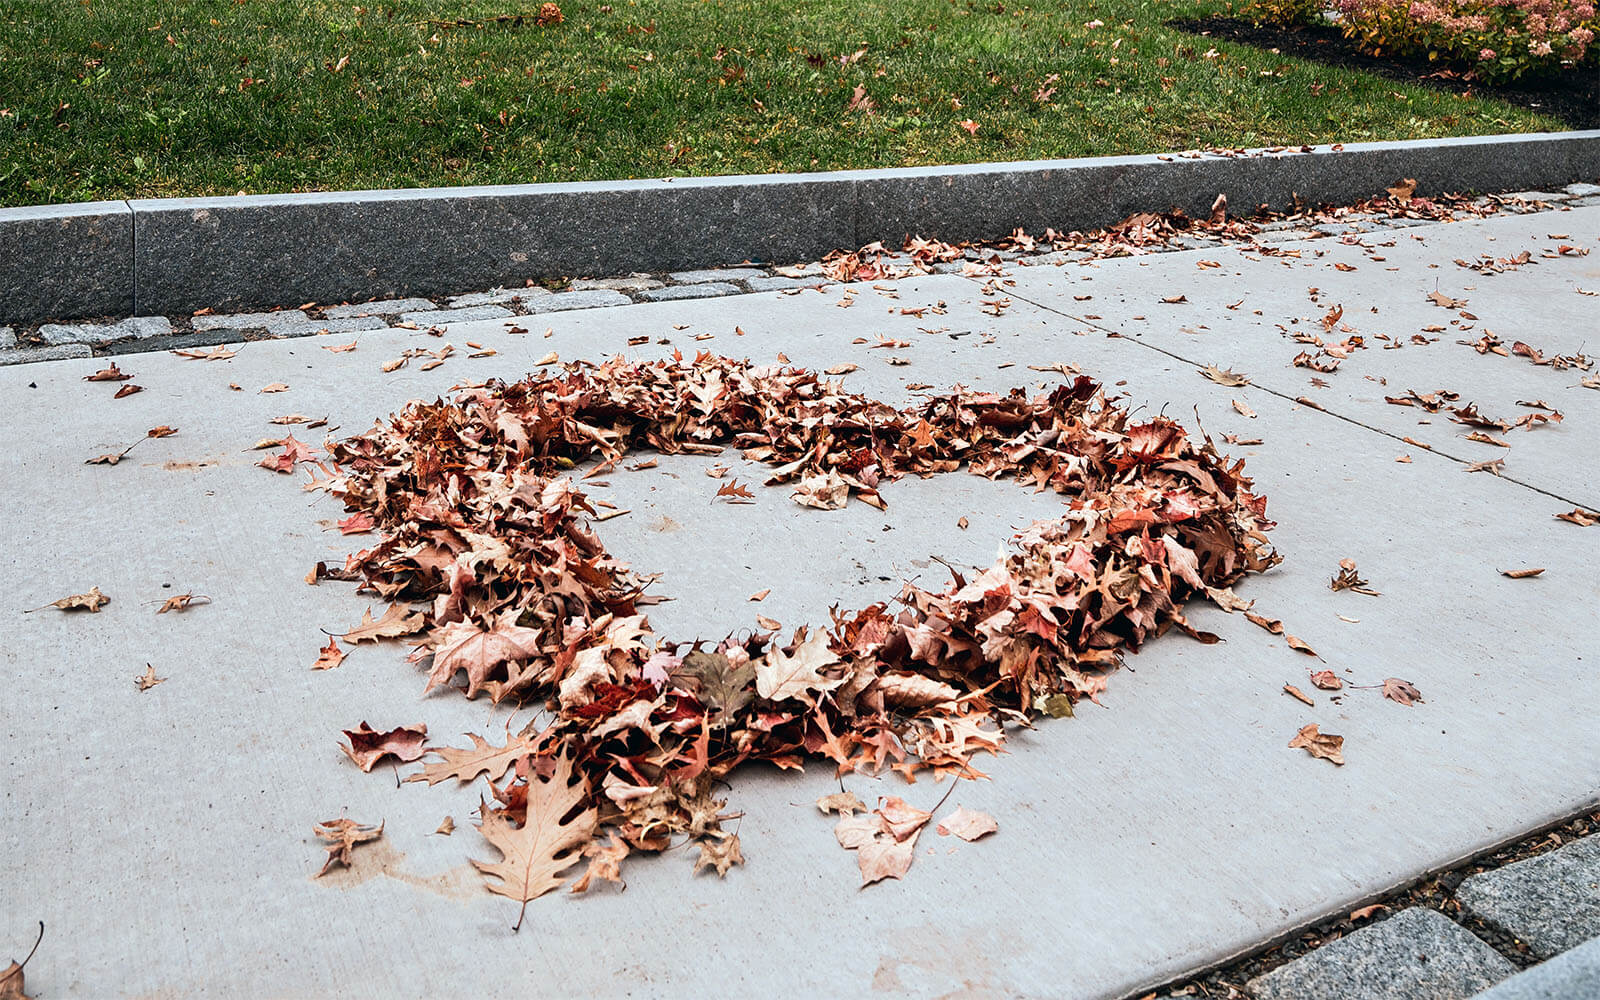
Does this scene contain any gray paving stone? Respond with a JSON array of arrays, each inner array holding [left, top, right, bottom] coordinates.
[[445, 287, 551, 309], [1247, 908, 1514, 1000], [1171, 235, 1223, 250], [1314, 222, 1357, 236], [1469, 935, 1600, 999], [399, 305, 512, 326], [747, 275, 832, 292], [1256, 218, 1304, 232], [192, 310, 307, 333], [668, 267, 766, 283], [570, 274, 664, 293], [37, 315, 173, 346], [1564, 183, 1600, 197], [1458, 835, 1600, 960], [0, 327, 14, 350], [1569, 195, 1600, 208], [518, 290, 631, 313], [322, 297, 437, 319], [296, 316, 387, 334], [1503, 191, 1570, 203], [0, 343, 93, 365], [638, 283, 740, 302], [1374, 217, 1437, 228], [1252, 230, 1316, 244]]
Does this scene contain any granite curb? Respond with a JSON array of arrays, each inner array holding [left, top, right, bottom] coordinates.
[[2, 130, 1596, 324], [3, 181, 1594, 366]]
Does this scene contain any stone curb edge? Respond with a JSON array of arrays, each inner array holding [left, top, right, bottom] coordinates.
[[3, 129, 1597, 324]]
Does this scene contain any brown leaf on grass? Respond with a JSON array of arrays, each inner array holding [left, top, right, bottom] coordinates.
[[1382, 678, 1422, 706], [1288, 723, 1344, 765], [408, 731, 538, 785], [957, 119, 979, 136], [340, 604, 425, 644], [1286, 634, 1318, 656], [816, 791, 867, 815], [1245, 611, 1284, 634], [1555, 508, 1598, 526], [311, 637, 346, 671], [135, 664, 165, 691], [156, 592, 208, 614], [1309, 669, 1342, 690], [1200, 364, 1250, 386], [83, 363, 132, 382], [114, 384, 143, 398], [315, 818, 384, 876], [27, 586, 109, 613], [845, 84, 875, 113], [936, 806, 998, 841], [341, 722, 429, 772], [473, 752, 597, 930], [1283, 684, 1314, 706], [693, 832, 745, 877], [1501, 567, 1545, 579]]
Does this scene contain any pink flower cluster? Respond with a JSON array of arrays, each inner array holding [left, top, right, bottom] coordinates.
[[1334, 0, 1597, 79]]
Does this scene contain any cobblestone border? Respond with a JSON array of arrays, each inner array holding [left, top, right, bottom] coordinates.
[[4, 182, 1596, 367], [2, 130, 1596, 325], [1143, 809, 1600, 999]]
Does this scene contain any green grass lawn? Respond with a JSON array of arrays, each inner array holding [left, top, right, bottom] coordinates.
[[0, 0, 1566, 207]]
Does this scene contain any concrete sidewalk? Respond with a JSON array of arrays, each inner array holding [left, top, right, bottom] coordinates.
[[3, 206, 1596, 998]]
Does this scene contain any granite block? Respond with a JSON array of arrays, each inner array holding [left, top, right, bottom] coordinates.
[[638, 283, 740, 301], [0, 201, 133, 323], [1248, 908, 1513, 1000], [1458, 835, 1600, 960], [37, 316, 172, 346]]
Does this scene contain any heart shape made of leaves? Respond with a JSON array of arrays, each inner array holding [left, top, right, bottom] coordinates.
[[285, 351, 1278, 897]]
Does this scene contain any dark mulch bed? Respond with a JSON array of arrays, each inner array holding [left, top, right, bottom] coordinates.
[[1168, 16, 1599, 129]]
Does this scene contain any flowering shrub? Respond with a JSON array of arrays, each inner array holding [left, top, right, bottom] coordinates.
[[1333, 0, 1598, 81]]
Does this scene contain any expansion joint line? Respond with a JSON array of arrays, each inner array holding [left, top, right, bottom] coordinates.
[[987, 281, 1597, 512]]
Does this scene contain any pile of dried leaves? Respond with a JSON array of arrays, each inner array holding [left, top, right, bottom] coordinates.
[[282, 352, 1277, 916]]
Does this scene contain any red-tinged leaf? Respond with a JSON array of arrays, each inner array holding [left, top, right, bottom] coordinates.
[[338, 512, 376, 535], [1309, 669, 1342, 690], [341, 722, 429, 772], [83, 363, 132, 382]]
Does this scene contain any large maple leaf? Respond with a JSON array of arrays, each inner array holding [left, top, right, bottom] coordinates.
[[472, 752, 597, 929], [424, 617, 544, 697]]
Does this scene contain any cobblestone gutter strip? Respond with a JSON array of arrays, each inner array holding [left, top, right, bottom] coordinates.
[[1139, 809, 1600, 1000], [3, 182, 1595, 367], [2, 130, 1596, 324]]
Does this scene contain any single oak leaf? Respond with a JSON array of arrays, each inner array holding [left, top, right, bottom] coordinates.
[[156, 593, 208, 614], [407, 731, 538, 786], [311, 637, 346, 671], [755, 627, 845, 703], [314, 817, 384, 876], [472, 752, 597, 930], [692, 832, 745, 878], [1200, 364, 1250, 387], [817, 791, 868, 816], [1288, 723, 1345, 765], [570, 832, 630, 893], [30, 586, 109, 613], [936, 806, 998, 841], [340, 722, 429, 772], [340, 604, 425, 645]]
